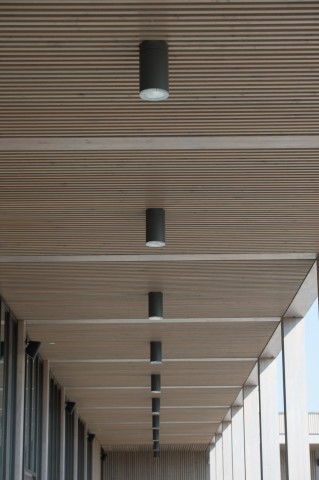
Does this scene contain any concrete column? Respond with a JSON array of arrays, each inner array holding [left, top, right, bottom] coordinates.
[[258, 357, 281, 480], [209, 442, 217, 480], [282, 317, 311, 480], [215, 433, 224, 480], [222, 422, 233, 480], [41, 360, 50, 480], [244, 384, 261, 480], [60, 387, 66, 480], [231, 404, 246, 480], [13, 319, 26, 480], [73, 408, 79, 480]]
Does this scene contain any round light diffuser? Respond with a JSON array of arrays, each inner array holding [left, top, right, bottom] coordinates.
[[146, 208, 165, 247], [139, 40, 169, 101], [148, 292, 163, 320]]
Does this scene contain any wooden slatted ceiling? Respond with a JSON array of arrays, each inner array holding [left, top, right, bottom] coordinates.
[[1, 150, 319, 254], [49, 361, 255, 387], [27, 322, 277, 359], [80, 408, 228, 425], [2, 0, 318, 449], [26, 320, 271, 447], [0, 260, 312, 320], [1, 2, 319, 135]]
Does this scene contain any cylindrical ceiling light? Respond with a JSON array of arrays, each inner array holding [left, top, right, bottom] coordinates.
[[139, 40, 169, 101], [152, 416, 160, 430], [153, 441, 160, 451], [154, 450, 160, 458], [151, 374, 161, 393], [146, 208, 165, 248], [148, 292, 163, 320], [153, 429, 160, 442], [150, 341, 162, 364], [152, 397, 160, 415]]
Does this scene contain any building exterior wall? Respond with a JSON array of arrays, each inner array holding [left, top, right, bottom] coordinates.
[[105, 450, 209, 480]]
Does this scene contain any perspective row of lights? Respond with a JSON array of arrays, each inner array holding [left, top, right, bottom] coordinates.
[[150, 341, 162, 457], [146, 209, 165, 324], [140, 39, 168, 452], [146, 208, 165, 456]]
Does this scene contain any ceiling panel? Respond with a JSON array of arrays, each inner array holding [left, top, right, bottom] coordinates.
[[28, 322, 278, 360], [63, 387, 239, 408], [0, 260, 312, 320], [52, 361, 255, 387], [1, 151, 319, 254], [79, 407, 228, 425], [0, 2, 319, 136]]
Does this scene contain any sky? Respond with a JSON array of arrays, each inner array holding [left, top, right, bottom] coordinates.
[[277, 299, 319, 412]]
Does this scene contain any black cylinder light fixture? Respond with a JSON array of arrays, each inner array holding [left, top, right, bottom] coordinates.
[[153, 440, 160, 451], [150, 341, 162, 364], [146, 208, 165, 248], [148, 292, 163, 321], [152, 397, 160, 415], [154, 450, 160, 458], [139, 40, 169, 102], [151, 374, 161, 394], [25, 341, 41, 360], [152, 415, 160, 430], [65, 401, 76, 414], [87, 433, 95, 443], [153, 429, 160, 442], [101, 450, 107, 462]]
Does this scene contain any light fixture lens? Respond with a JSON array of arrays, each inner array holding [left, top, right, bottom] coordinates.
[[139, 88, 169, 102], [150, 341, 162, 364], [146, 208, 165, 248], [148, 292, 163, 321], [145, 240, 165, 248]]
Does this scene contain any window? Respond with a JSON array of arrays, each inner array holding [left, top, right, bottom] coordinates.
[[24, 353, 43, 478], [0, 300, 17, 480], [48, 376, 61, 480], [65, 404, 75, 480], [78, 418, 85, 480]]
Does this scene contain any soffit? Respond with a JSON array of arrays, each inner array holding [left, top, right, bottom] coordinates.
[[1, 0, 318, 449], [1, 150, 319, 254], [0, 260, 313, 321], [0, 2, 319, 136]]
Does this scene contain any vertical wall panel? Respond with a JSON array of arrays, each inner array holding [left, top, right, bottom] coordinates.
[[105, 450, 209, 480]]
